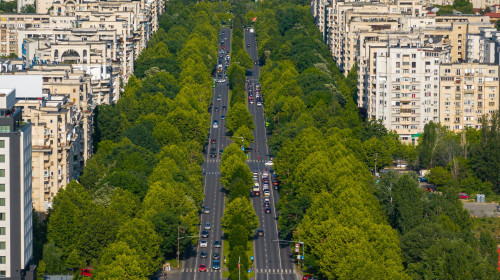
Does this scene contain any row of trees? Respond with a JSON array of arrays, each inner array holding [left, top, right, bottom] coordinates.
[[254, 0, 500, 278], [254, 1, 408, 278], [40, 1, 231, 278], [221, 5, 258, 279], [220, 143, 258, 280]]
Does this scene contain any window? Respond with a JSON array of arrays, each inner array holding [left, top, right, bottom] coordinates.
[[489, 70, 496, 74], [0, 127, 8, 133], [0, 256, 5, 264], [0, 214, 4, 221], [0, 185, 4, 192], [0, 155, 4, 163], [0, 242, 5, 249], [0, 228, 5, 235], [0, 141, 4, 148], [0, 170, 4, 177], [0, 270, 5, 277], [445, 69, 451, 74], [0, 199, 4, 207]]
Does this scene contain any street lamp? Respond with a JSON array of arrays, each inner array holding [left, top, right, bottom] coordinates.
[[272, 239, 305, 270], [177, 225, 198, 269]]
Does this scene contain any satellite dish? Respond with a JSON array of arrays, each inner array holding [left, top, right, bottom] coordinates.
[[428, 38, 433, 44]]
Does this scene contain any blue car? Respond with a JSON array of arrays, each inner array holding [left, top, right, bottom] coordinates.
[[213, 260, 220, 270]]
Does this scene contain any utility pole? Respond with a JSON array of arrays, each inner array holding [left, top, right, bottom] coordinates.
[[298, 228, 300, 271], [177, 225, 180, 268]]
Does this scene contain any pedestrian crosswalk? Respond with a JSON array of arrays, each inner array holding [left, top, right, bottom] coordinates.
[[205, 159, 221, 163], [206, 171, 220, 175], [254, 268, 295, 274], [180, 268, 295, 274], [181, 268, 222, 273]]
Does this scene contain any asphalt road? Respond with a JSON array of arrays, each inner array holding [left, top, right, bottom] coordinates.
[[244, 28, 297, 280], [179, 26, 297, 280], [179, 27, 231, 280]]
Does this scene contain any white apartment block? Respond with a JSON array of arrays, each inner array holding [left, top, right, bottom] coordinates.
[[373, 47, 451, 143]]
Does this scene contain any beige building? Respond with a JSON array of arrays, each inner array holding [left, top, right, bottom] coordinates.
[[0, 66, 93, 213], [439, 63, 500, 131]]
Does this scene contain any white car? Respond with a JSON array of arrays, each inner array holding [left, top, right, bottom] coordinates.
[[257, 102, 262, 106], [264, 197, 270, 202], [213, 121, 218, 128], [265, 161, 273, 166], [200, 240, 208, 247], [205, 222, 211, 230]]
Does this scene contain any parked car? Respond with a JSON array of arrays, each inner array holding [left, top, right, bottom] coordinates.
[[458, 192, 471, 199]]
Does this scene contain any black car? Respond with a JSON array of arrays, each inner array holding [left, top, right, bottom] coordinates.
[[222, 105, 227, 110], [214, 241, 222, 248], [246, 43, 250, 47], [257, 229, 264, 236], [215, 107, 220, 112], [200, 251, 208, 258], [219, 149, 224, 155], [212, 253, 220, 260], [201, 230, 209, 238], [210, 148, 217, 158]]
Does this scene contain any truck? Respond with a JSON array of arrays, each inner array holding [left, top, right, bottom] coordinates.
[[253, 183, 260, 196]]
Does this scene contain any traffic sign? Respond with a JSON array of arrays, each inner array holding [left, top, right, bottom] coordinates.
[[297, 255, 301, 260], [301, 255, 305, 260], [248, 270, 251, 273], [295, 248, 300, 253]]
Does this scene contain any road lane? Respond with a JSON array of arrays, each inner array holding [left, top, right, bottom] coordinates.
[[244, 28, 297, 280], [180, 26, 231, 280]]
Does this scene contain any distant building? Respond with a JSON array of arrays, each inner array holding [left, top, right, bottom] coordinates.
[[0, 88, 35, 279], [439, 63, 500, 131]]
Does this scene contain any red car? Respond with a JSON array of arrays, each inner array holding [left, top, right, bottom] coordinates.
[[303, 275, 312, 280], [458, 192, 470, 199], [211, 139, 216, 144], [199, 264, 207, 272]]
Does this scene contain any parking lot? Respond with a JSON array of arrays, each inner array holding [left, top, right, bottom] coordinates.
[[462, 201, 500, 218]]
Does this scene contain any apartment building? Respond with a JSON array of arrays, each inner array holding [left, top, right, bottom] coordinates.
[[439, 63, 500, 131], [0, 89, 35, 279], [0, 70, 92, 213], [373, 46, 451, 143]]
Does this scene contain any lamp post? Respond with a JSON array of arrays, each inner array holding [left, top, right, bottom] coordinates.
[[177, 225, 198, 269], [272, 239, 305, 270]]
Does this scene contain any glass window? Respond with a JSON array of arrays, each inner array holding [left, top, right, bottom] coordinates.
[[0, 199, 4, 207], [0, 155, 4, 163], [0, 127, 8, 133], [0, 228, 5, 235], [0, 170, 4, 177], [0, 141, 3, 148], [0, 270, 5, 277], [0, 256, 5, 264], [0, 185, 3, 192], [0, 214, 5, 221], [0, 242, 5, 249]]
